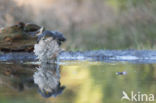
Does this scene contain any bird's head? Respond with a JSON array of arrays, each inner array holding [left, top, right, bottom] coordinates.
[[38, 82, 65, 98], [35, 27, 45, 36], [37, 30, 66, 46]]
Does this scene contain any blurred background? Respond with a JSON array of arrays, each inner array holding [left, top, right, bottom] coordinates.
[[0, 0, 156, 50]]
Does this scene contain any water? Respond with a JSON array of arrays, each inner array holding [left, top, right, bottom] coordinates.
[[0, 50, 156, 103], [1, 50, 156, 62]]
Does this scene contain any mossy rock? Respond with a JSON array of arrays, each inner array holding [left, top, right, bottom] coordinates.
[[0, 22, 41, 52]]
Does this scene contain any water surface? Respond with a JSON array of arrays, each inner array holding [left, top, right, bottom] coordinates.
[[0, 60, 156, 103]]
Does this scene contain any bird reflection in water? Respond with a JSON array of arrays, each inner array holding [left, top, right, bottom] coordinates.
[[33, 62, 65, 98], [0, 62, 65, 98], [33, 30, 66, 98]]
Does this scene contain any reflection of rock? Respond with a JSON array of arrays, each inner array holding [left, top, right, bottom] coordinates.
[[0, 63, 36, 91], [33, 63, 65, 98]]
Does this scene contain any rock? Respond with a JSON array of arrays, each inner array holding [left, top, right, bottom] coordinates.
[[0, 22, 43, 52], [24, 23, 42, 32]]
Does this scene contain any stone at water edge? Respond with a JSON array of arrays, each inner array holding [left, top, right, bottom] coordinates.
[[0, 22, 42, 52]]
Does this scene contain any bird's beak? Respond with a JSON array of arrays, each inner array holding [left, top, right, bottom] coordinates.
[[36, 27, 45, 36]]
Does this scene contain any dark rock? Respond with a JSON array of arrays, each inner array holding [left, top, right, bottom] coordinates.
[[0, 22, 42, 52]]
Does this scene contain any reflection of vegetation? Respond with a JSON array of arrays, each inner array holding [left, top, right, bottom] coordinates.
[[89, 63, 156, 103], [60, 62, 156, 103], [135, 64, 156, 93]]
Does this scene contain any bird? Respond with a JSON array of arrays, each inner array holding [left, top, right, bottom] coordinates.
[[38, 82, 65, 98], [34, 30, 66, 62], [37, 30, 66, 45], [33, 63, 65, 98]]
